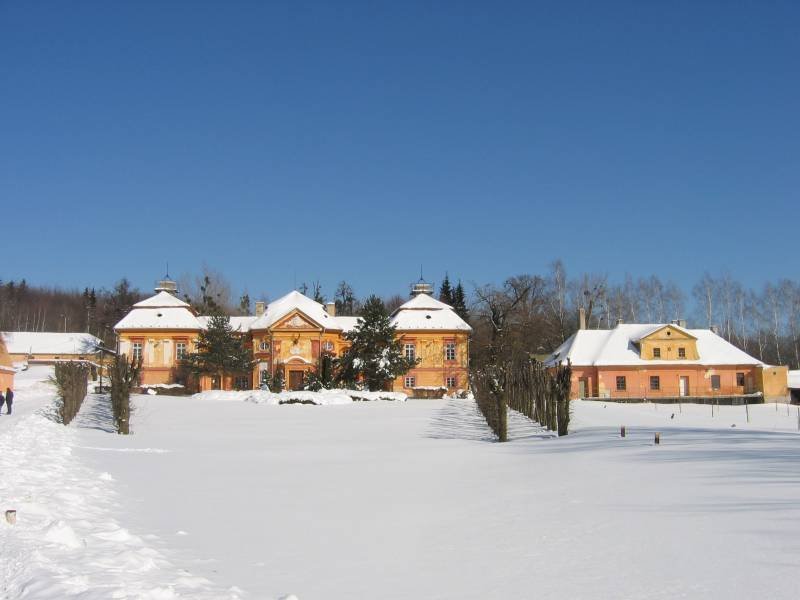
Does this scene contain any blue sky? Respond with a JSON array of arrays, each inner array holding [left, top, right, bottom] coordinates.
[[1, 1, 798, 300]]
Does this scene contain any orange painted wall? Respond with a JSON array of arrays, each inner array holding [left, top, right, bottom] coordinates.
[[569, 364, 763, 399], [393, 332, 470, 392]]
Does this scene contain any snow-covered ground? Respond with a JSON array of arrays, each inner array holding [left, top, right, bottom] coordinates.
[[2, 367, 800, 599]]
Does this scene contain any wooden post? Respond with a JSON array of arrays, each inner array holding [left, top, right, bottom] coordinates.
[[654, 432, 661, 445], [620, 426, 626, 438], [745, 401, 750, 424], [5, 510, 16, 525]]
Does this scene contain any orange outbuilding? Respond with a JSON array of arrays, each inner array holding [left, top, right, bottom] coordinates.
[[547, 322, 789, 401]]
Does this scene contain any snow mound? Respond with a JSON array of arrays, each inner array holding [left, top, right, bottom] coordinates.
[[192, 389, 407, 405]]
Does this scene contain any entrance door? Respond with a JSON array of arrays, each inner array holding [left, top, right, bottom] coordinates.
[[289, 370, 304, 391], [578, 378, 587, 398], [679, 376, 689, 397]]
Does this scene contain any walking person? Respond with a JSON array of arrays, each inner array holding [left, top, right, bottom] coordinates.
[[5, 388, 12, 415]]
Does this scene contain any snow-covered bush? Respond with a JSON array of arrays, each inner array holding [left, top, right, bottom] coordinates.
[[192, 388, 407, 405]]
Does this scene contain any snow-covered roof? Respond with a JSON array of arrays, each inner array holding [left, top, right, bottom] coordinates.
[[330, 316, 361, 333], [133, 291, 191, 309], [115, 307, 202, 331], [197, 316, 258, 333], [545, 324, 763, 367], [250, 291, 342, 331], [394, 294, 454, 311], [390, 294, 471, 331], [2, 332, 103, 355], [789, 370, 800, 389]]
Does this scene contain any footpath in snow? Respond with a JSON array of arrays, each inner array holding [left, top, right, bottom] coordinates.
[[0, 367, 253, 599]]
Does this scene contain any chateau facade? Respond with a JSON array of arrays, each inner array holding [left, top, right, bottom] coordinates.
[[114, 280, 471, 394]]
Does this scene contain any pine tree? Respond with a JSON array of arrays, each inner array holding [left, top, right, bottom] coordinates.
[[271, 365, 285, 392], [335, 295, 418, 391], [184, 314, 254, 388], [453, 281, 469, 321], [439, 274, 454, 305]]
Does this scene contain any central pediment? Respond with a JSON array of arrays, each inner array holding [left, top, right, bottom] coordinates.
[[273, 309, 323, 331]]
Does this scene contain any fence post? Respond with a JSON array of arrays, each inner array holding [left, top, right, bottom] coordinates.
[[620, 426, 626, 438], [5, 510, 16, 525], [654, 432, 661, 445]]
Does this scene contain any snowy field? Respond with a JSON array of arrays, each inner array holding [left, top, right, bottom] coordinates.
[[2, 366, 800, 599]]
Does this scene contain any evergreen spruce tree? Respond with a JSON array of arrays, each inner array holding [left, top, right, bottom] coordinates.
[[439, 274, 454, 305], [453, 281, 469, 321], [184, 314, 254, 388], [271, 365, 285, 392], [335, 295, 418, 391]]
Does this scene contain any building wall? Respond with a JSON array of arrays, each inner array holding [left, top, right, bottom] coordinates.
[[570, 366, 599, 398], [117, 330, 199, 386], [639, 326, 699, 361], [566, 364, 775, 399], [393, 332, 470, 392], [120, 324, 470, 395], [756, 365, 789, 400], [0, 337, 14, 391]]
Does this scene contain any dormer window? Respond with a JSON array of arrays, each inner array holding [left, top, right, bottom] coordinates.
[[653, 347, 661, 358], [678, 347, 686, 358]]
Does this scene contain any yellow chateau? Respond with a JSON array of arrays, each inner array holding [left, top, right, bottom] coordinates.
[[114, 278, 471, 394]]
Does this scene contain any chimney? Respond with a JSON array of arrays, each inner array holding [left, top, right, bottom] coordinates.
[[616, 318, 624, 326], [255, 301, 266, 317], [578, 307, 586, 330], [678, 319, 687, 328], [710, 325, 719, 335], [325, 302, 336, 316]]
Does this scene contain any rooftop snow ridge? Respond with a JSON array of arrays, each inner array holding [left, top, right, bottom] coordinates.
[[545, 323, 762, 367], [133, 291, 191, 309]]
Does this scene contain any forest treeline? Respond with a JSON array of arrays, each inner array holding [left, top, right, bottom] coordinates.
[[2, 261, 799, 369]]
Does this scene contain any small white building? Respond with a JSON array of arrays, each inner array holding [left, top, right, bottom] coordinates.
[[2, 331, 105, 365]]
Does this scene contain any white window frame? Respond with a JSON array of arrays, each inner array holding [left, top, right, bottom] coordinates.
[[404, 376, 415, 388], [259, 340, 270, 352], [175, 341, 187, 360], [445, 343, 456, 361], [446, 376, 456, 388], [404, 344, 416, 361], [132, 342, 143, 361], [322, 340, 334, 352]]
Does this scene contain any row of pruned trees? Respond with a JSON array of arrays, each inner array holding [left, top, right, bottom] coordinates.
[[472, 354, 572, 441], [50, 354, 141, 434]]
